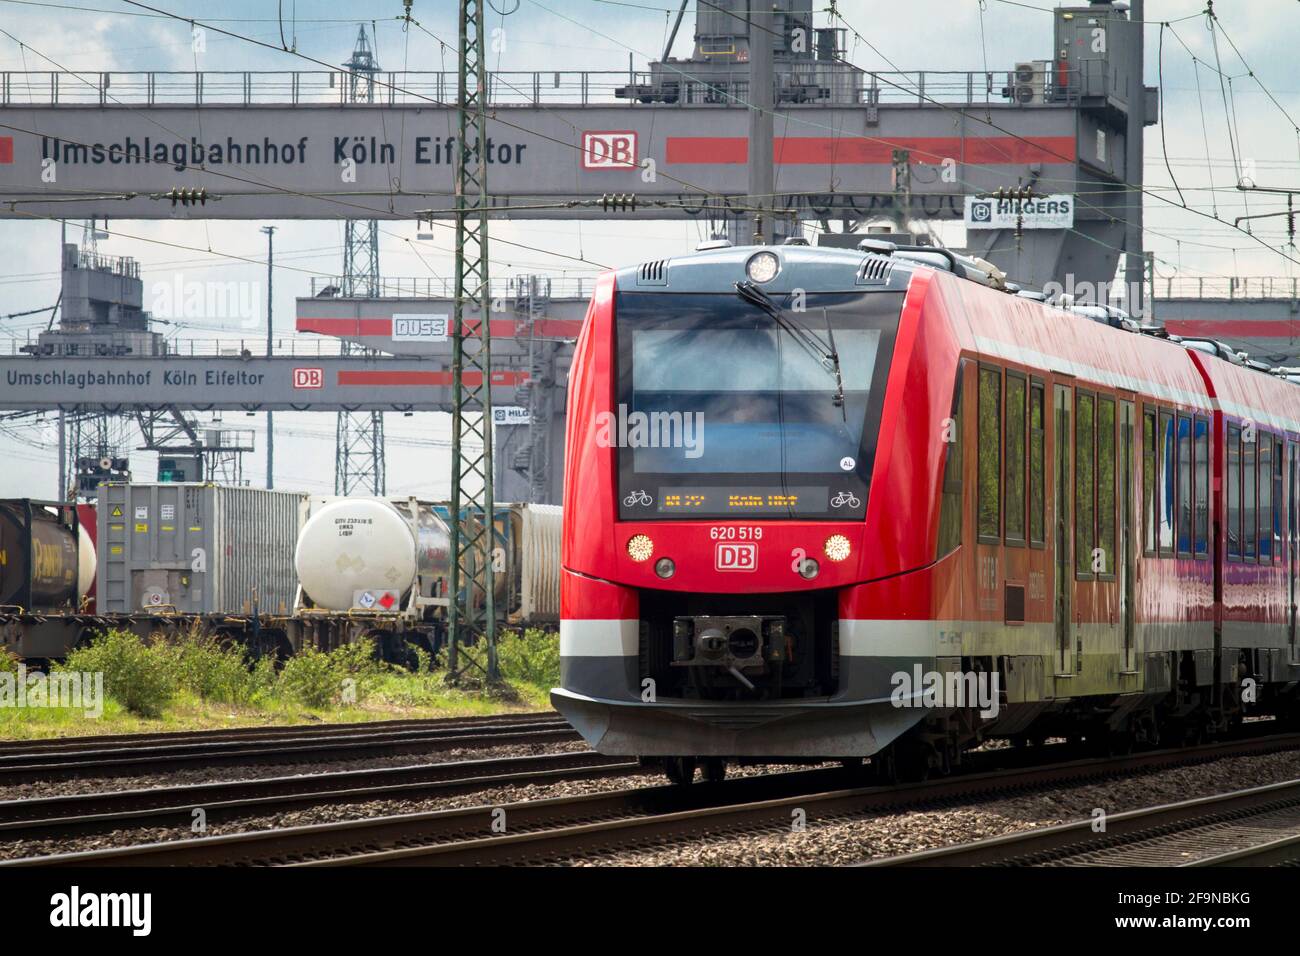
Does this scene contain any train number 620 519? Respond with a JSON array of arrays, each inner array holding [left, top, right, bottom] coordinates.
[[709, 526, 763, 540]]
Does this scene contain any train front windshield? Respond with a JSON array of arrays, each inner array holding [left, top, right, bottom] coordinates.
[[614, 290, 904, 520]]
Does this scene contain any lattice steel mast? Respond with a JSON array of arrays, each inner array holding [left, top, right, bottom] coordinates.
[[335, 24, 386, 496], [423, 0, 498, 684]]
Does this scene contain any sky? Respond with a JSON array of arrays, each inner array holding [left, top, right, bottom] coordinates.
[[1, 0, 1299, 500]]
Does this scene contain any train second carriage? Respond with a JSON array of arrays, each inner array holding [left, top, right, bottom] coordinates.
[[551, 240, 1300, 779]]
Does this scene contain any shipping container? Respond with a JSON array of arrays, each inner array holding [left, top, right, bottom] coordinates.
[[428, 501, 562, 625], [517, 504, 561, 623], [96, 483, 305, 614]]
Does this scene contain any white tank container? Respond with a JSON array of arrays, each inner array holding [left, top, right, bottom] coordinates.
[[76, 524, 96, 600], [294, 498, 417, 611]]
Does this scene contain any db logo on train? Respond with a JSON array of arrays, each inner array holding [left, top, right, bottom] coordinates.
[[715, 542, 757, 572]]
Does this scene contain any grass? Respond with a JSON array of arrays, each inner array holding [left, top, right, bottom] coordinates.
[[0, 626, 558, 741]]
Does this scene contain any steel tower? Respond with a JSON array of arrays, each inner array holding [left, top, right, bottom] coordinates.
[[335, 25, 386, 497]]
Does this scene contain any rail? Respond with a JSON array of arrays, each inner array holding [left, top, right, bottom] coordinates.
[[19, 728, 1298, 866], [0, 67, 1099, 109]]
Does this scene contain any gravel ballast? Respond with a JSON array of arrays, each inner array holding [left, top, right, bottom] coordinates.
[[594, 749, 1300, 866], [5, 748, 1300, 864]]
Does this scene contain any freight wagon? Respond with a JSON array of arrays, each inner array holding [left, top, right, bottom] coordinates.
[[289, 497, 561, 662], [0, 487, 562, 663], [0, 500, 96, 660]]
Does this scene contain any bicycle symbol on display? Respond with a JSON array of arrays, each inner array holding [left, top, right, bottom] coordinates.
[[623, 489, 654, 507], [830, 490, 861, 509]]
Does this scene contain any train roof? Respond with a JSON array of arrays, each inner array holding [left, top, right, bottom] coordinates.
[[935, 268, 1300, 437], [1187, 347, 1300, 436], [614, 239, 1300, 435], [615, 242, 915, 295]]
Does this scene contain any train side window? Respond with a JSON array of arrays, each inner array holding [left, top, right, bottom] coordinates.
[[1158, 411, 1175, 556], [1244, 433, 1257, 562], [1274, 438, 1284, 563], [1227, 423, 1242, 560], [1259, 436, 1273, 562], [1176, 414, 1192, 558], [1194, 417, 1209, 557], [1030, 381, 1046, 547], [1143, 408, 1157, 555], [977, 366, 1002, 543], [1005, 372, 1027, 546], [936, 360, 966, 559], [1097, 396, 1116, 577], [1075, 390, 1096, 577]]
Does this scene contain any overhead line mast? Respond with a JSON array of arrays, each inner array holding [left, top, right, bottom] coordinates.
[[437, 0, 499, 684], [336, 24, 387, 498]]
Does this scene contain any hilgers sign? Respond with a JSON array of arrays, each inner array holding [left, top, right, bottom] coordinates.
[[963, 193, 1074, 229]]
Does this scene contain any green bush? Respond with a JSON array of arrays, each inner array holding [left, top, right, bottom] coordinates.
[[276, 645, 337, 708], [497, 628, 560, 688], [248, 655, 279, 701], [62, 629, 177, 718], [0, 648, 18, 674], [170, 630, 255, 704], [327, 637, 387, 704]]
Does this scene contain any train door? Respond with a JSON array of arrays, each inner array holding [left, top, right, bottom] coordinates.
[[1120, 402, 1136, 671], [1054, 385, 1073, 674], [1291, 441, 1298, 660]]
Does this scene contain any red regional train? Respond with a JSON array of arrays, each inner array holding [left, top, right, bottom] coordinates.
[[551, 239, 1300, 784]]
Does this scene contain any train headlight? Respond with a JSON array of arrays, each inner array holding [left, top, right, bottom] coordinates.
[[824, 534, 851, 562], [627, 534, 654, 562], [798, 557, 819, 579], [746, 251, 780, 283], [655, 557, 675, 578]]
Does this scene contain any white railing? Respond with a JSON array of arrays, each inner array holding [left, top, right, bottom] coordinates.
[[0, 68, 1093, 109], [307, 275, 598, 300], [3, 335, 354, 357], [1156, 276, 1300, 300]]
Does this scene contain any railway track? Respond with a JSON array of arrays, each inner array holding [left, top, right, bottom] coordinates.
[[0, 713, 579, 784], [0, 711, 560, 754], [865, 777, 1300, 867], [11, 730, 1300, 867], [0, 750, 639, 843]]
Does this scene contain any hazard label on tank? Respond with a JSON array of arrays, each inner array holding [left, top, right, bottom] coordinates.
[[354, 589, 399, 610]]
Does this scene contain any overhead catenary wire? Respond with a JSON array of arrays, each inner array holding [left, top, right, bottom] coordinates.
[[1157, 23, 1187, 208], [571, 0, 1300, 276], [2, 0, 1294, 288], [559, 0, 1300, 280], [816, 0, 1300, 271], [6, 0, 1281, 281]]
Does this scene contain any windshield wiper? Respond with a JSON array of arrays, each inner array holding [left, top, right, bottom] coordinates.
[[734, 280, 845, 415]]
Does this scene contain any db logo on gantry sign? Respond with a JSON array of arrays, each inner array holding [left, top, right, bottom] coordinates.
[[581, 131, 637, 170], [293, 368, 324, 389]]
